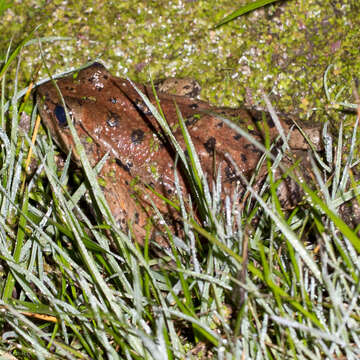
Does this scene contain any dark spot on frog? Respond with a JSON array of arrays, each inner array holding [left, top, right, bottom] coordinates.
[[109, 97, 117, 104], [115, 158, 131, 173], [283, 118, 294, 126], [103, 74, 108, 80], [216, 122, 223, 128], [266, 117, 275, 128], [204, 137, 216, 154], [185, 115, 200, 126], [134, 212, 139, 224], [225, 166, 237, 182], [54, 105, 67, 127], [251, 111, 262, 122], [244, 143, 262, 154], [190, 103, 198, 109], [106, 111, 120, 127], [167, 188, 173, 194], [241, 154, 247, 162], [233, 134, 242, 140], [251, 110, 275, 128], [131, 129, 145, 144]]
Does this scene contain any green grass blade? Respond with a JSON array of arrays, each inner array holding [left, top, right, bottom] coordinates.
[[215, 0, 285, 28]]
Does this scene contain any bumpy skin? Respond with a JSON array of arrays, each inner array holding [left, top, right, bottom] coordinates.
[[36, 62, 321, 242]]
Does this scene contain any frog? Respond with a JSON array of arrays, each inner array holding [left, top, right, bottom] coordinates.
[[36, 62, 322, 243]]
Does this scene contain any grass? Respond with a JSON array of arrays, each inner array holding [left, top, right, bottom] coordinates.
[[214, 0, 286, 28], [1, 43, 360, 360]]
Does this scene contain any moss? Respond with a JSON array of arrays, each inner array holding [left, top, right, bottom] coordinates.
[[1, 0, 359, 124]]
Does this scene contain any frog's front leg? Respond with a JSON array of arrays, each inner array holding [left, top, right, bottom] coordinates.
[[102, 159, 178, 247]]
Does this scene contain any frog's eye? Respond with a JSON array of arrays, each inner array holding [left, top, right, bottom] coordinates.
[[54, 105, 68, 127]]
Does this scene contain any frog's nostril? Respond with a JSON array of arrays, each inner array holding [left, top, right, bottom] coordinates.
[[54, 105, 67, 127]]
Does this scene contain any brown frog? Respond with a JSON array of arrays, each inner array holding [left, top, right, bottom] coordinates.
[[36, 62, 321, 243]]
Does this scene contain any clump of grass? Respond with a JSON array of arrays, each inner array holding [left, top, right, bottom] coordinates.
[[1, 43, 360, 359]]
